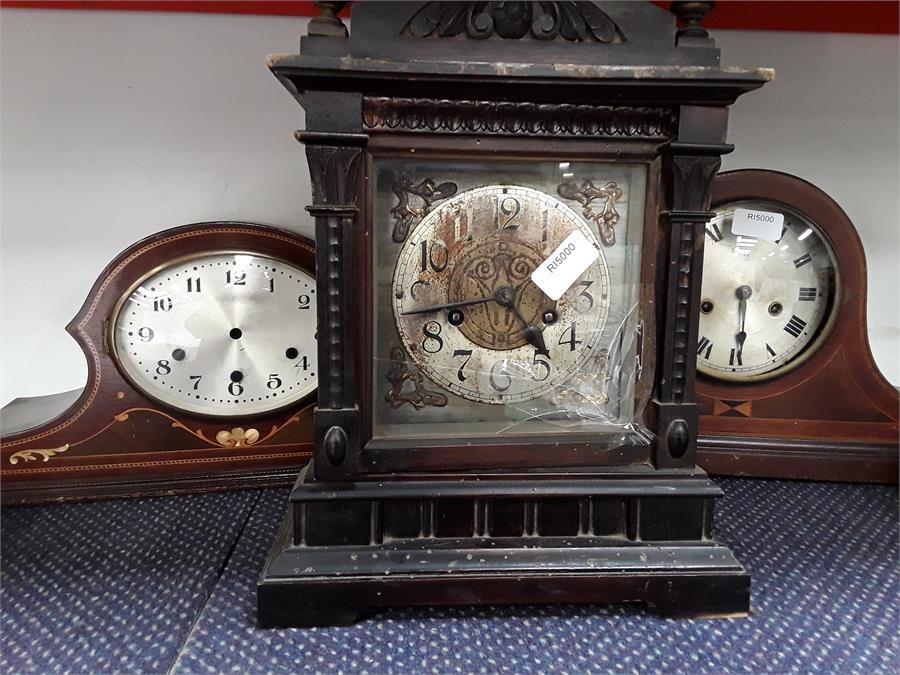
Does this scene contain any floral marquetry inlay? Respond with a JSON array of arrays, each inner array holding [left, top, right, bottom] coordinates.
[[8, 445, 71, 465]]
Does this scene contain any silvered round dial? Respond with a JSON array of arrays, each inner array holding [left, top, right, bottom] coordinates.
[[112, 252, 317, 416], [393, 184, 611, 404], [698, 201, 838, 382]]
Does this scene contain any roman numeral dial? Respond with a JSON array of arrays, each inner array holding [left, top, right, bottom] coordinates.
[[696, 200, 838, 382]]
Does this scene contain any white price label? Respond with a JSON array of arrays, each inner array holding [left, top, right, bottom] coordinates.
[[730, 208, 784, 242], [531, 230, 599, 301]]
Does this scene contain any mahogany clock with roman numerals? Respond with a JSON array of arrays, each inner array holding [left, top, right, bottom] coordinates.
[[695, 170, 898, 483]]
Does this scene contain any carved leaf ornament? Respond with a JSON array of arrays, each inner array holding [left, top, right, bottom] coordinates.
[[406, 1, 622, 43], [363, 98, 677, 140]]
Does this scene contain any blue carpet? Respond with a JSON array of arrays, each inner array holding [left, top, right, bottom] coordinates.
[[0, 491, 259, 674], [2, 479, 898, 674]]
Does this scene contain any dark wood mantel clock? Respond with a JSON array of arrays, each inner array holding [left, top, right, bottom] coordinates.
[[258, 0, 771, 626]]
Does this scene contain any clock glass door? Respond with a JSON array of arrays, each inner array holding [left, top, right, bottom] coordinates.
[[371, 157, 649, 441]]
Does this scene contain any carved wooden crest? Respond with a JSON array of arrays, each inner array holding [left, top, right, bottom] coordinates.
[[405, 1, 623, 43]]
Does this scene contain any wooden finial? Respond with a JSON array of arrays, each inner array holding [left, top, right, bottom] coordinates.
[[671, 1, 715, 39], [309, 1, 349, 38]]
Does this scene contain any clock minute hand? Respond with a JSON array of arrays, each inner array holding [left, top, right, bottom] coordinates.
[[402, 285, 529, 317], [401, 295, 494, 316], [735, 285, 752, 361]]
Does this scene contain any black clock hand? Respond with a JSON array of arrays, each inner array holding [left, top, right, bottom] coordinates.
[[400, 295, 494, 316], [402, 286, 524, 317], [513, 306, 550, 357], [493, 286, 550, 358], [403, 285, 550, 357], [735, 285, 752, 362]]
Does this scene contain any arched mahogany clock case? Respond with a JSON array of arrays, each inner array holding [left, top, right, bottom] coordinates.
[[0, 223, 317, 504], [696, 170, 899, 482]]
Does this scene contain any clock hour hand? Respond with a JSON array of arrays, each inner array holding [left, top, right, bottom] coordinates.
[[493, 286, 550, 358], [523, 323, 550, 358], [735, 285, 752, 361]]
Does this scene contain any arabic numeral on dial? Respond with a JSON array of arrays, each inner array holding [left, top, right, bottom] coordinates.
[[489, 360, 512, 392], [226, 270, 246, 285], [267, 373, 282, 389], [451, 204, 469, 242], [452, 349, 473, 382], [297, 294, 311, 310], [420, 240, 449, 273], [189, 375, 202, 390], [422, 321, 444, 354], [269, 278, 275, 293], [228, 381, 244, 396], [496, 196, 520, 230], [186, 277, 201, 293], [531, 351, 550, 382], [153, 298, 172, 312], [295, 355, 310, 371], [155, 359, 171, 375], [558, 322, 583, 351], [137, 327, 154, 342], [410, 280, 430, 300], [575, 280, 594, 312]]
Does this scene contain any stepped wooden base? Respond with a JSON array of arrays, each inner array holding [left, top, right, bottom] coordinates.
[[257, 469, 749, 627]]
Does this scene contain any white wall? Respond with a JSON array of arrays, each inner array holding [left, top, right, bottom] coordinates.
[[1, 9, 897, 407]]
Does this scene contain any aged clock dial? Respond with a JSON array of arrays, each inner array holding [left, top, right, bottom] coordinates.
[[697, 201, 838, 382], [112, 252, 317, 416], [393, 185, 611, 404]]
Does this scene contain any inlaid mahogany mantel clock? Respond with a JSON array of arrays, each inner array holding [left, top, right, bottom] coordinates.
[[695, 169, 898, 482], [258, 0, 771, 626], [0, 223, 318, 503]]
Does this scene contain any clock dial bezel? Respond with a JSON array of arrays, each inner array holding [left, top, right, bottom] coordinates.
[[108, 247, 318, 421], [696, 200, 840, 384], [696, 169, 878, 404], [391, 183, 613, 406]]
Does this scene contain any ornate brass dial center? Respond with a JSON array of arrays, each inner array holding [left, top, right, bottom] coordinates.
[[447, 235, 552, 351]]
